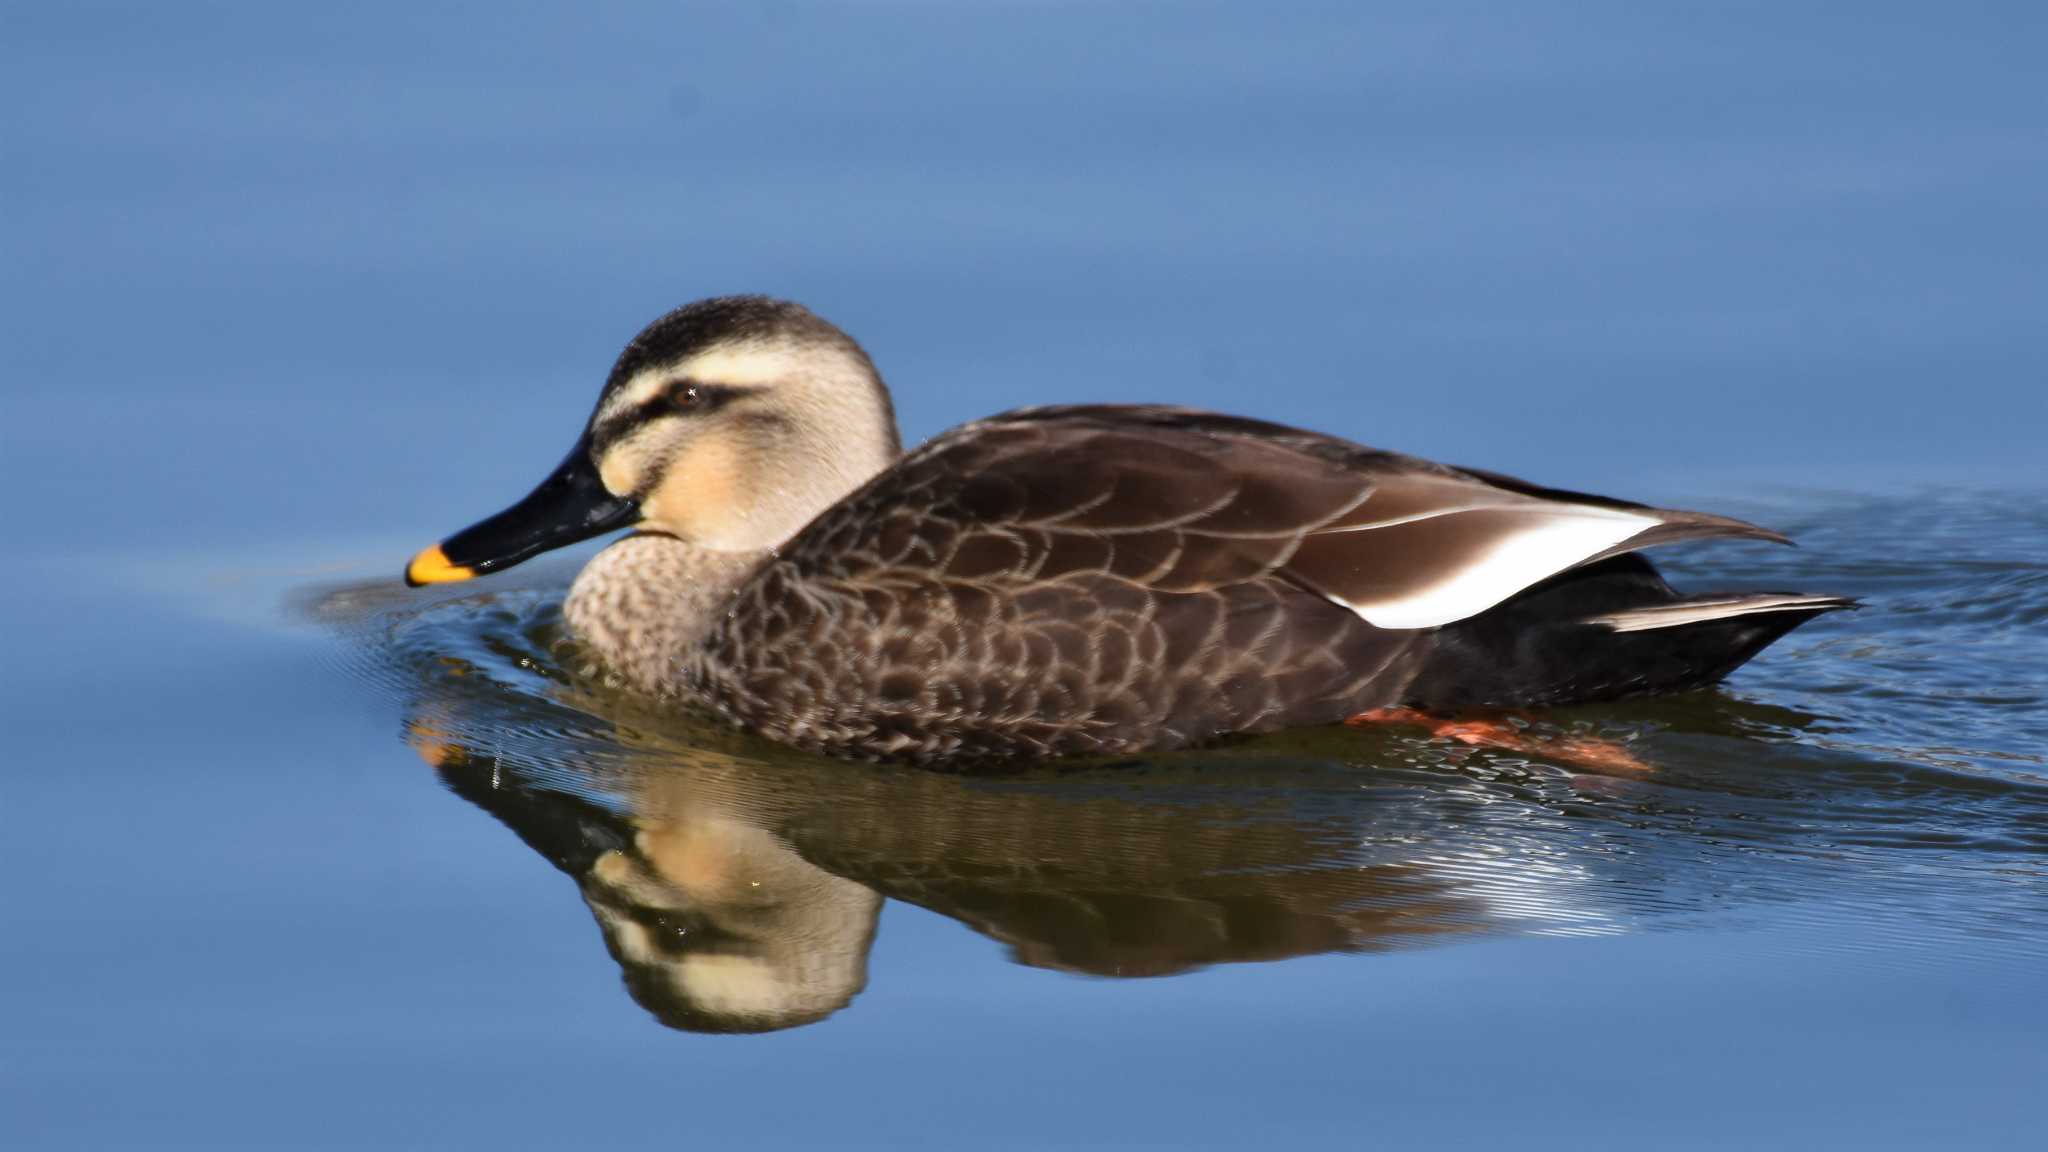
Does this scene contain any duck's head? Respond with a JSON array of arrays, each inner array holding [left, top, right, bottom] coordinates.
[[406, 296, 900, 586]]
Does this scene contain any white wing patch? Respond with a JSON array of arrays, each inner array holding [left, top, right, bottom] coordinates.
[[1341, 505, 1659, 629]]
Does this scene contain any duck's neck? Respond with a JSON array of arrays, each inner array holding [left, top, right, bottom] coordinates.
[[563, 534, 768, 695]]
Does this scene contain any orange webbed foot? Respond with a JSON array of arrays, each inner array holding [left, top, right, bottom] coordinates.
[[1346, 707, 1651, 778]]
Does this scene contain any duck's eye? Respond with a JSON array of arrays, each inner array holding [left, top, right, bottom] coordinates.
[[655, 380, 744, 418]]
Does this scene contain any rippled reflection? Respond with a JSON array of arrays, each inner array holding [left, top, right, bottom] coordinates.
[[306, 515, 2048, 1032], [420, 735, 883, 1033], [391, 678, 1542, 1032]]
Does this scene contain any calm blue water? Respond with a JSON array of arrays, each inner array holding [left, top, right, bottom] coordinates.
[[4, 4, 2045, 1148]]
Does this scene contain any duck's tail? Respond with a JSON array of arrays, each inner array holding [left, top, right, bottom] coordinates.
[[1579, 592, 1856, 633], [1403, 555, 1856, 711]]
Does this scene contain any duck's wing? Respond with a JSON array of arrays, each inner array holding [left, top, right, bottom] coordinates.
[[785, 404, 1787, 631]]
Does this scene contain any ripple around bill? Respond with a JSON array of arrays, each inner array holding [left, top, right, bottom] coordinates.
[[298, 488, 2048, 1010]]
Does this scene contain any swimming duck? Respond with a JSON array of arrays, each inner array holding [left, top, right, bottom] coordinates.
[[406, 296, 1850, 763]]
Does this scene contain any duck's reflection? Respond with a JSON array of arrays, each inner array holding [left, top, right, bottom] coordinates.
[[412, 714, 1506, 1032], [425, 738, 881, 1032]]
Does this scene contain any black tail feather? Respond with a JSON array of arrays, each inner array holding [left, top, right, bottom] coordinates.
[[1405, 555, 1851, 710]]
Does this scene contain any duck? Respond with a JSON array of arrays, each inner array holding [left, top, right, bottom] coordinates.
[[405, 295, 1852, 764]]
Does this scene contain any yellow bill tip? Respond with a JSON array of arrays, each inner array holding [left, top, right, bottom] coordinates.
[[405, 544, 475, 587]]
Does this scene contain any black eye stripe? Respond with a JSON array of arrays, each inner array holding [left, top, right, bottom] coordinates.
[[590, 381, 755, 449]]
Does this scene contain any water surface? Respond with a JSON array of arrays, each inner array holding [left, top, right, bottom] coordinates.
[[6, 3, 2047, 1147], [11, 487, 2043, 1147]]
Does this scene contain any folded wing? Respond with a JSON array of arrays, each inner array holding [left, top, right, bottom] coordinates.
[[784, 404, 1789, 632]]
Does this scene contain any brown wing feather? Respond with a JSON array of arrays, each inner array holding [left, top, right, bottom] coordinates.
[[961, 407, 1789, 622], [694, 405, 1790, 761], [1451, 463, 1793, 557]]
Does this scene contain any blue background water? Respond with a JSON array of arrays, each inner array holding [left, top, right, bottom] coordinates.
[[4, 3, 2045, 1147]]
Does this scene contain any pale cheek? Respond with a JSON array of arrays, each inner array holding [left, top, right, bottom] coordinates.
[[642, 437, 747, 545]]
